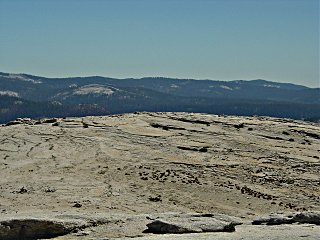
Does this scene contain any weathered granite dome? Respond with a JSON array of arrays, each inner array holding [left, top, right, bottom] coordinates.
[[0, 112, 319, 239]]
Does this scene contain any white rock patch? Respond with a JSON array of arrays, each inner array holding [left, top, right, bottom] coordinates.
[[73, 84, 115, 96], [0, 90, 19, 97], [0, 74, 42, 84]]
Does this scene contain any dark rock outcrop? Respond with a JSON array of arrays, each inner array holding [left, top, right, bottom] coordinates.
[[0, 219, 76, 240]]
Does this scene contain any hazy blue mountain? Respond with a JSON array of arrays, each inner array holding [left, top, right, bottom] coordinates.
[[0, 72, 319, 123]]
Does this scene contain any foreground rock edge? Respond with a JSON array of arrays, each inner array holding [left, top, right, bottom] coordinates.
[[1, 212, 320, 239], [252, 211, 320, 225], [0, 217, 90, 240]]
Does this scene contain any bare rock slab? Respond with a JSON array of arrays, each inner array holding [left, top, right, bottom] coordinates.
[[144, 213, 242, 234]]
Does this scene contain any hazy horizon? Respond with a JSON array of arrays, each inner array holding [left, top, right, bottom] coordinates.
[[0, 0, 319, 87]]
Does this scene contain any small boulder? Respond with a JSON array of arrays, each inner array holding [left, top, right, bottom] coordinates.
[[42, 118, 58, 124], [5, 121, 22, 126], [144, 213, 242, 234]]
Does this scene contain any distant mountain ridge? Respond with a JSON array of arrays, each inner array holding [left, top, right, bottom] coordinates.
[[0, 72, 319, 123]]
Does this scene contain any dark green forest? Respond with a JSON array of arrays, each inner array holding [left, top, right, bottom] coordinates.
[[0, 73, 319, 123]]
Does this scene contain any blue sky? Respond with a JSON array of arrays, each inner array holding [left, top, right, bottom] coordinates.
[[0, 0, 319, 87]]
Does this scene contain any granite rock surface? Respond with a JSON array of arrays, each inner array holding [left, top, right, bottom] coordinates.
[[0, 112, 319, 239]]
